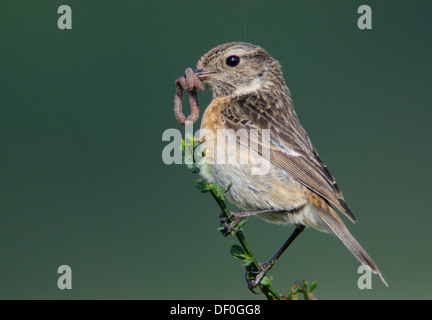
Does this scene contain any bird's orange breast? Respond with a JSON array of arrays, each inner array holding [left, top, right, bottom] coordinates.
[[201, 97, 228, 134]]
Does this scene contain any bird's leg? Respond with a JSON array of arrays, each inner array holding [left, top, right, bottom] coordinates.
[[247, 225, 305, 290], [219, 209, 287, 237]]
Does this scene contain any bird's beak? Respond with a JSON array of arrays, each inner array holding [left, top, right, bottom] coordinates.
[[193, 69, 216, 80]]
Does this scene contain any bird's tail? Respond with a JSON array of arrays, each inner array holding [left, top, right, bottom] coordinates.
[[315, 204, 388, 287]]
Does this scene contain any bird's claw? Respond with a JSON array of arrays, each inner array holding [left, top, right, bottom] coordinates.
[[218, 214, 245, 237]]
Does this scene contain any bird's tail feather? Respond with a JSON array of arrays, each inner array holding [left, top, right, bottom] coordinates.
[[316, 205, 388, 287]]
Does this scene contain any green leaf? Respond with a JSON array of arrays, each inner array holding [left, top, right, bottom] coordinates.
[[310, 281, 318, 292], [241, 257, 253, 267], [230, 245, 247, 260], [195, 180, 210, 192], [260, 276, 271, 286], [181, 139, 185, 152], [237, 218, 248, 228], [223, 182, 233, 193], [292, 287, 301, 296]]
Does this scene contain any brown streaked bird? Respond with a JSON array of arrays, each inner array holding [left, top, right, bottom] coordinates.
[[192, 42, 387, 288]]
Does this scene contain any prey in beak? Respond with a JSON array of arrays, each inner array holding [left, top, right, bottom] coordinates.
[[174, 68, 210, 126]]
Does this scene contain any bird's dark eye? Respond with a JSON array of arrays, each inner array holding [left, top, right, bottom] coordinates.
[[226, 55, 240, 67]]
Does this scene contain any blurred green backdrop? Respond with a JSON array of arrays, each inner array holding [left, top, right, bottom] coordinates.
[[0, 0, 431, 299]]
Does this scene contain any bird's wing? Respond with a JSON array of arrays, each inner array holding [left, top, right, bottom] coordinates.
[[219, 93, 357, 223]]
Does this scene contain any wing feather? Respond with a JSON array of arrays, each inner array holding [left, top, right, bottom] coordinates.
[[220, 93, 357, 223]]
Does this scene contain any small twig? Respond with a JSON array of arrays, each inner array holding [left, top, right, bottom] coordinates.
[[208, 186, 281, 300], [284, 280, 318, 300]]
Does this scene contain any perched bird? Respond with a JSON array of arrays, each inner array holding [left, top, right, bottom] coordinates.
[[191, 42, 387, 288]]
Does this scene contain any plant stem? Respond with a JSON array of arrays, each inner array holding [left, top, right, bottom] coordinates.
[[184, 138, 284, 300], [209, 188, 281, 300]]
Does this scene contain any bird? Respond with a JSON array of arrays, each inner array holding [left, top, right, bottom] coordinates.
[[190, 42, 387, 288]]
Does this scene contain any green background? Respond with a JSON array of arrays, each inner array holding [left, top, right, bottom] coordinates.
[[1, 0, 431, 299]]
